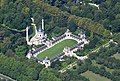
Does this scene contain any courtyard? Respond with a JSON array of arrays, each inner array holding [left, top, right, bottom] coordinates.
[[37, 39, 77, 59]]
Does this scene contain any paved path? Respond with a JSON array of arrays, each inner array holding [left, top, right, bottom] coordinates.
[[91, 41, 110, 53], [0, 73, 16, 81], [1, 23, 35, 38], [58, 61, 77, 73], [59, 41, 111, 73], [59, 55, 88, 73], [91, 39, 118, 53], [1, 24, 26, 32], [89, 3, 99, 9]]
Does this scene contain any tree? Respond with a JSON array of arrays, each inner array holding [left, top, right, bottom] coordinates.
[[67, 20, 77, 32], [5, 49, 15, 57], [113, 33, 120, 45], [39, 68, 62, 81], [15, 46, 27, 57], [111, 19, 120, 32], [53, 26, 61, 34], [0, 54, 44, 81]]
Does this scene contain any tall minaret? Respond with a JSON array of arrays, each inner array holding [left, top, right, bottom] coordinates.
[[31, 18, 37, 35], [34, 25, 37, 35], [42, 19, 44, 30], [26, 27, 29, 44]]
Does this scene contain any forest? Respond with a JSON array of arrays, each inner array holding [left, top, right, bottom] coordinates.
[[0, 0, 120, 81]]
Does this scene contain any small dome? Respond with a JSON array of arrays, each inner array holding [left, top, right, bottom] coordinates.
[[44, 57, 49, 60], [80, 31, 83, 34], [66, 29, 70, 32], [78, 31, 83, 35]]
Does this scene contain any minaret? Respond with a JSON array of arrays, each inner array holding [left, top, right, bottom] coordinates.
[[42, 19, 44, 30], [34, 25, 37, 35], [26, 27, 29, 43]]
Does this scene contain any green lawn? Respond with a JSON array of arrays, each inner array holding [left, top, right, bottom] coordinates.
[[37, 39, 77, 59], [81, 71, 111, 81], [112, 54, 120, 60]]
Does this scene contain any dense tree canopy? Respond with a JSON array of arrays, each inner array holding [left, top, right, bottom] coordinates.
[[33, 0, 111, 38], [0, 0, 120, 81], [39, 68, 62, 81], [0, 54, 44, 81], [0, 0, 112, 38]]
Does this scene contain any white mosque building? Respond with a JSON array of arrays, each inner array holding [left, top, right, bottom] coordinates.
[[26, 18, 47, 45], [26, 18, 90, 68]]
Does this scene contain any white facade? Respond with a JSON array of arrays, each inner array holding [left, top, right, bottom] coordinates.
[[26, 18, 90, 68], [26, 18, 47, 45]]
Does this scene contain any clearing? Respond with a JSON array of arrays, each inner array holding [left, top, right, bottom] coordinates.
[[112, 53, 120, 60], [81, 71, 111, 81]]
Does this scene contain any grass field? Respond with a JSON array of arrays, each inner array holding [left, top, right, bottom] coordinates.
[[112, 54, 120, 60], [37, 39, 77, 59], [81, 71, 111, 81]]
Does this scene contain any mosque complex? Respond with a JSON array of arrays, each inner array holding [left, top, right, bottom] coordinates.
[[26, 18, 90, 68]]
